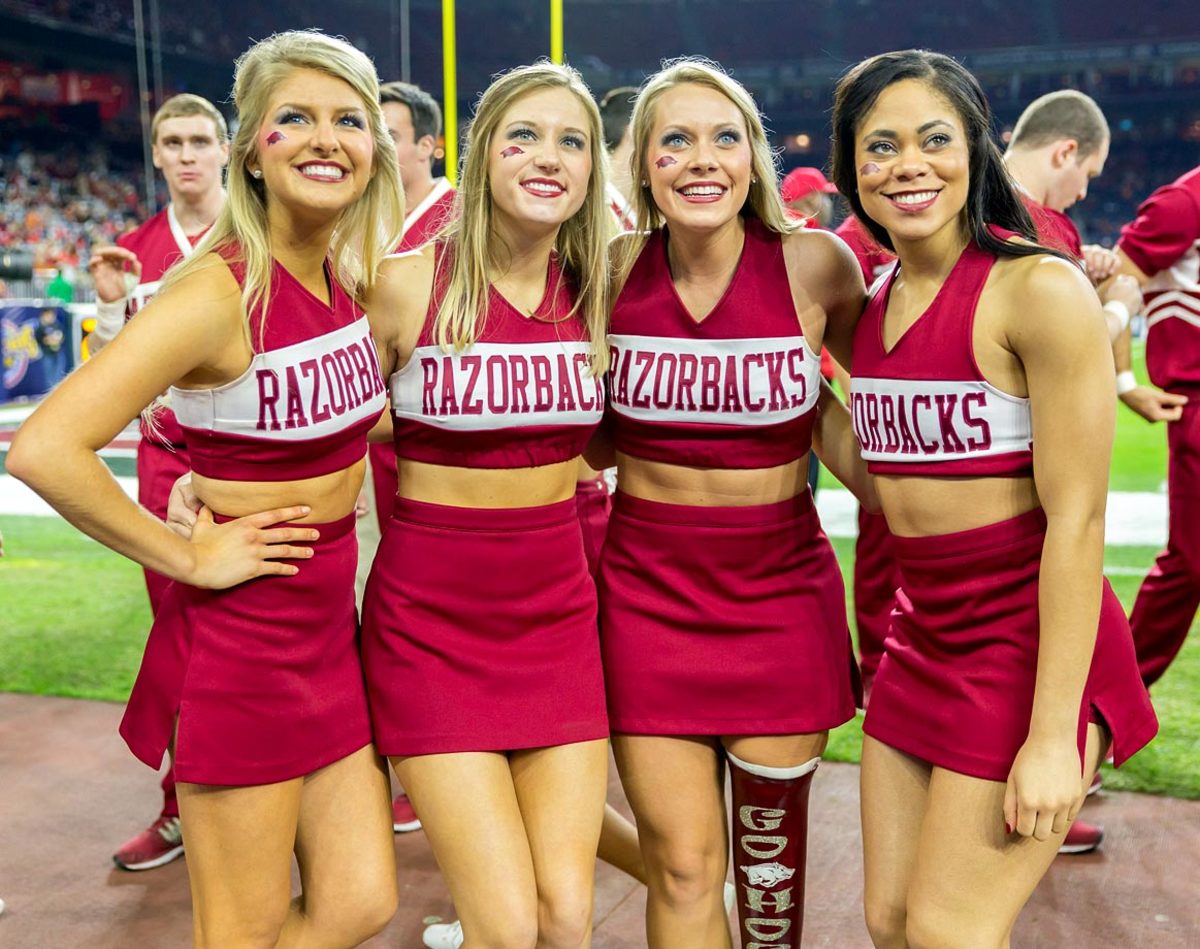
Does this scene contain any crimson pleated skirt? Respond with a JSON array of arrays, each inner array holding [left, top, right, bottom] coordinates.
[[599, 490, 860, 736], [863, 508, 1159, 781], [120, 513, 372, 786], [361, 496, 609, 755]]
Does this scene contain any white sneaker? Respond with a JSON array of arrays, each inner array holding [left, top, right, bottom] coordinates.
[[724, 881, 736, 914], [423, 920, 463, 949]]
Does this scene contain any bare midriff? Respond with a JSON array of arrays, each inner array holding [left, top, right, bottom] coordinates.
[[876, 473, 1040, 537], [616, 452, 811, 507], [193, 458, 367, 524], [397, 457, 580, 508]]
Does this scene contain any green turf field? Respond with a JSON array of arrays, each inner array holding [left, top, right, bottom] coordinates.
[[1, 340, 1195, 796]]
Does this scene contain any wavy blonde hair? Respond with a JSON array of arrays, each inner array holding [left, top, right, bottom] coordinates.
[[160, 30, 403, 330], [435, 61, 611, 373], [618, 58, 798, 278]]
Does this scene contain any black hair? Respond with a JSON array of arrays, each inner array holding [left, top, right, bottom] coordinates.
[[599, 85, 638, 153], [831, 49, 1063, 263], [379, 80, 442, 143]]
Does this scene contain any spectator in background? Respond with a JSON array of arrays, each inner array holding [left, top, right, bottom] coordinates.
[[599, 85, 638, 229], [35, 307, 67, 385], [781, 166, 838, 227]]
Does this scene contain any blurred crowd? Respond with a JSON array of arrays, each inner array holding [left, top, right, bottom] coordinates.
[[0, 138, 149, 298]]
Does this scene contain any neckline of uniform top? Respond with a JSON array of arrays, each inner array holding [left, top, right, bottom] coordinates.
[[272, 256, 340, 314], [876, 237, 979, 357], [489, 252, 569, 323], [661, 218, 750, 327]]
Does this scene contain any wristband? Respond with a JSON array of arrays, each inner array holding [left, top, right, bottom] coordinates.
[[1103, 299, 1131, 332], [1116, 371, 1138, 395], [91, 297, 127, 342]]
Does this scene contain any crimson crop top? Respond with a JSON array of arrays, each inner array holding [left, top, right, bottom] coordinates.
[[169, 254, 386, 481], [607, 216, 822, 469], [389, 248, 604, 468], [850, 236, 1034, 477]]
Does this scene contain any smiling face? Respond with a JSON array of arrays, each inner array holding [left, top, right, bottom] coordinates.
[[152, 114, 228, 202], [645, 82, 752, 232], [854, 79, 971, 248], [485, 86, 593, 236], [249, 67, 375, 224]]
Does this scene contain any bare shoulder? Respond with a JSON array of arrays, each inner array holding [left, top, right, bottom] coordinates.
[[373, 245, 437, 315], [781, 227, 861, 285], [781, 227, 866, 310], [140, 252, 242, 334], [991, 251, 1099, 341]]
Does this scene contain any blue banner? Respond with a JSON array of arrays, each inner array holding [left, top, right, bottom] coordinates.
[[1, 303, 74, 401]]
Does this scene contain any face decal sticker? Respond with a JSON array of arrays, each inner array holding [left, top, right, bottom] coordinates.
[[859, 161, 880, 175], [266, 130, 287, 146], [655, 155, 678, 169], [500, 145, 526, 159]]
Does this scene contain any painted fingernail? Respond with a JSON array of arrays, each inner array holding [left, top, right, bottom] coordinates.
[[500, 146, 524, 158], [1005, 821, 1013, 834]]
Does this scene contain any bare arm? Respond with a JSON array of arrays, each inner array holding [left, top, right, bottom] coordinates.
[[1002, 257, 1114, 840], [811, 379, 879, 512], [782, 228, 868, 372], [7, 257, 315, 587]]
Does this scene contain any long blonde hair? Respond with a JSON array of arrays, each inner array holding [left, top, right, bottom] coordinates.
[[435, 61, 611, 373], [618, 58, 798, 279], [161, 30, 403, 327]]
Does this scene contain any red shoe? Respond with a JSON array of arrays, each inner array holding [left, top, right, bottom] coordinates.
[[392, 793, 422, 833], [113, 815, 184, 871], [1059, 819, 1103, 854]]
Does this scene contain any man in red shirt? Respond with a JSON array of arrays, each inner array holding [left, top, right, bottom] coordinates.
[[87, 93, 228, 872], [1107, 167, 1200, 686]]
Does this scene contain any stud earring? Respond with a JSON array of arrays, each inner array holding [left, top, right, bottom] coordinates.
[[251, 169, 263, 179]]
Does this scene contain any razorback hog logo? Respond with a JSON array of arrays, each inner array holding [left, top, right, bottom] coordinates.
[[740, 862, 795, 887], [254, 333, 384, 431]]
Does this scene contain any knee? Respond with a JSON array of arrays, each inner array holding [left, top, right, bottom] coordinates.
[[467, 917, 539, 949], [195, 906, 288, 949], [537, 888, 593, 948], [645, 840, 726, 909], [905, 901, 1000, 949], [305, 880, 398, 944], [862, 891, 907, 949]]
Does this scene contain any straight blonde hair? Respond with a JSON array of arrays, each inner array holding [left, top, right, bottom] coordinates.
[[435, 61, 611, 373], [618, 58, 798, 280], [160, 30, 403, 334]]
